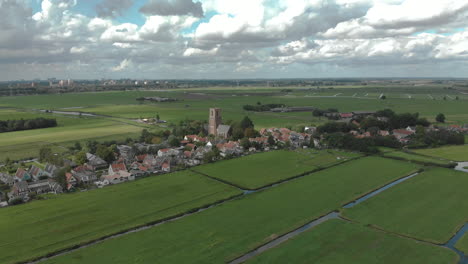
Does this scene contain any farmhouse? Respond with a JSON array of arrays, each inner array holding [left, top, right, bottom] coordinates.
[[86, 153, 108, 170]]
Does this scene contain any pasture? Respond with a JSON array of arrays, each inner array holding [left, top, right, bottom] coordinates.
[[456, 232, 468, 253], [42, 157, 419, 264], [382, 150, 455, 167], [0, 112, 143, 161], [248, 220, 457, 264], [1, 86, 468, 161], [0, 171, 241, 264], [413, 145, 468, 162], [343, 168, 468, 244], [193, 149, 361, 189]]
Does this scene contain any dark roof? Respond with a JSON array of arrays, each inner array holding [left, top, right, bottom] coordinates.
[[217, 125, 231, 134]]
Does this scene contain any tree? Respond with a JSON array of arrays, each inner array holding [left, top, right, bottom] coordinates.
[[96, 145, 115, 164], [244, 127, 255, 138], [240, 116, 254, 130], [75, 151, 87, 165], [168, 136, 180, 147], [380, 95, 386, 100], [156, 113, 160, 121], [240, 138, 251, 150], [86, 140, 98, 154], [54, 166, 70, 190], [267, 135, 275, 146], [39, 146, 53, 163], [74, 142, 82, 151], [436, 113, 446, 123]]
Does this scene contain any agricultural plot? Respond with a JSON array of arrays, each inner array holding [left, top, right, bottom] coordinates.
[[193, 149, 361, 189], [383, 151, 455, 167], [0, 171, 241, 264], [248, 220, 457, 264], [42, 157, 420, 264], [456, 232, 468, 253], [343, 168, 468, 244], [413, 145, 468, 162]]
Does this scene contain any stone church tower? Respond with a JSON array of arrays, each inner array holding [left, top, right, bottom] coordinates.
[[208, 108, 222, 135]]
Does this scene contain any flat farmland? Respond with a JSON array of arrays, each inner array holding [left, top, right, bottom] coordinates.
[[0, 171, 241, 264], [456, 232, 468, 253], [193, 149, 361, 189], [383, 151, 454, 167], [248, 220, 457, 264], [413, 145, 468, 161], [343, 168, 468, 243], [0, 114, 142, 161], [42, 157, 420, 264]]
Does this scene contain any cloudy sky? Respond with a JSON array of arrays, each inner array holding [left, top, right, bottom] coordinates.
[[1, 0, 468, 80]]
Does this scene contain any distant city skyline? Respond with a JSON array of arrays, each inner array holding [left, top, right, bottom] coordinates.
[[1, 0, 468, 81]]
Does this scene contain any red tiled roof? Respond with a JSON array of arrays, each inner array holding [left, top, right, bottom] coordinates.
[[340, 113, 353, 118], [162, 162, 170, 169], [393, 129, 414, 135], [136, 154, 147, 161], [112, 163, 127, 172], [186, 143, 196, 150]]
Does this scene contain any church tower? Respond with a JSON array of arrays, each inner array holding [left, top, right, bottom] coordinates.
[[209, 108, 222, 135]]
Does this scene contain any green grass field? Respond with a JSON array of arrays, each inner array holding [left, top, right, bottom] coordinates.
[[1, 86, 468, 161], [248, 220, 457, 264], [42, 157, 419, 264], [193, 149, 361, 189], [413, 145, 468, 161], [383, 151, 454, 167], [343, 168, 468, 244], [456, 232, 468, 253], [0, 171, 241, 264]]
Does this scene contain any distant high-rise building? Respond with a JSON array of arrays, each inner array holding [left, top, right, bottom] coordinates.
[[209, 108, 222, 136]]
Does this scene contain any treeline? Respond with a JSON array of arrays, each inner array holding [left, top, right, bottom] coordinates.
[[411, 129, 465, 148], [323, 133, 401, 153], [243, 103, 285, 112], [363, 109, 430, 130], [0, 118, 57, 133]]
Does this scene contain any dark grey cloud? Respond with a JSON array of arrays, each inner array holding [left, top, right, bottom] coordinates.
[[140, 0, 204, 18], [96, 0, 134, 18]]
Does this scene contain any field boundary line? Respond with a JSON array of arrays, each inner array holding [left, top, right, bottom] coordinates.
[[192, 154, 364, 191], [20, 192, 244, 264]]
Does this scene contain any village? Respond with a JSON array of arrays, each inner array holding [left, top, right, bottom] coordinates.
[[1, 107, 467, 208]]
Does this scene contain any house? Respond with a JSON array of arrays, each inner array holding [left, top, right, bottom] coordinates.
[[73, 171, 97, 184], [43, 163, 58, 177], [86, 153, 108, 170], [102, 170, 134, 185], [28, 165, 45, 180], [304, 126, 316, 134], [15, 168, 31, 182], [352, 111, 376, 118], [9, 181, 29, 199], [158, 148, 180, 157], [108, 163, 127, 175], [135, 154, 148, 162], [379, 130, 390, 136], [216, 141, 243, 157], [117, 145, 135, 162], [392, 129, 414, 139], [406, 126, 416, 133], [0, 173, 14, 186], [48, 179, 63, 194], [28, 180, 52, 194], [185, 143, 197, 151], [66, 173, 77, 189], [161, 162, 171, 172], [184, 135, 206, 143], [340, 113, 354, 119]]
